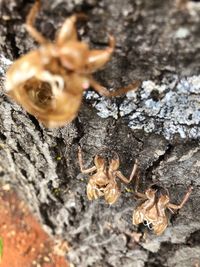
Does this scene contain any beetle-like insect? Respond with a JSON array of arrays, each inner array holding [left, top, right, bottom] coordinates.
[[78, 147, 138, 204], [5, 0, 140, 127], [132, 172, 193, 235]]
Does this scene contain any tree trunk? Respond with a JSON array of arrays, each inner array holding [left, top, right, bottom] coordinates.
[[0, 0, 200, 266]]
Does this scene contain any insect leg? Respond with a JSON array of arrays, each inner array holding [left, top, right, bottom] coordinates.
[[56, 13, 87, 45], [116, 159, 138, 184], [90, 78, 141, 97], [26, 0, 47, 44], [167, 186, 193, 211], [84, 35, 115, 73], [78, 146, 97, 174]]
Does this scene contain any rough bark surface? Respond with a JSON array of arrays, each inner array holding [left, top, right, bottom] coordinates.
[[0, 0, 200, 266]]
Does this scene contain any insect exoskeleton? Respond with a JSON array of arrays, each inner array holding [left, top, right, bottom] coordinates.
[[6, 48, 87, 127], [78, 147, 138, 204], [133, 177, 193, 235], [5, 0, 140, 127]]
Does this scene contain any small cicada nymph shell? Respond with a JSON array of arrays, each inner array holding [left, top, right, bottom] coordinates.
[[78, 147, 138, 205], [133, 180, 193, 235], [5, 0, 140, 127]]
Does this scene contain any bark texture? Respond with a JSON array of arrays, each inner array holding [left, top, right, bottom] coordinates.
[[0, 0, 200, 266]]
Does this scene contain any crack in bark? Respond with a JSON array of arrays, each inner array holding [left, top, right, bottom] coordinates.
[[145, 229, 200, 267], [6, 26, 20, 59], [73, 117, 85, 146], [144, 242, 180, 267], [186, 229, 200, 246], [39, 202, 56, 234], [27, 114, 45, 141], [145, 143, 174, 183]]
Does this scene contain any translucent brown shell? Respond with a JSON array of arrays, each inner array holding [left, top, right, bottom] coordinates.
[[5, 0, 140, 127]]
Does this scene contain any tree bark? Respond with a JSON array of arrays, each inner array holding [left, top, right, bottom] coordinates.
[[0, 0, 200, 266]]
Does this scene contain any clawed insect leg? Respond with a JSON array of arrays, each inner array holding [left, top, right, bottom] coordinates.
[[90, 78, 141, 97], [26, 0, 47, 44], [56, 15, 77, 45], [167, 186, 193, 211], [56, 13, 87, 45], [116, 159, 138, 184], [84, 35, 115, 73], [87, 181, 104, 200], [78, 146, 97, 174]]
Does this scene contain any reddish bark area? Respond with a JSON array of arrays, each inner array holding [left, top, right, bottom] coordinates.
[[0, 186, 69, 267]]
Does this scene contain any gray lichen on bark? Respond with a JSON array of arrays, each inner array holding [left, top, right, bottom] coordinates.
[[0, 0, 200, 266], [86, 75, 200, 140]]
